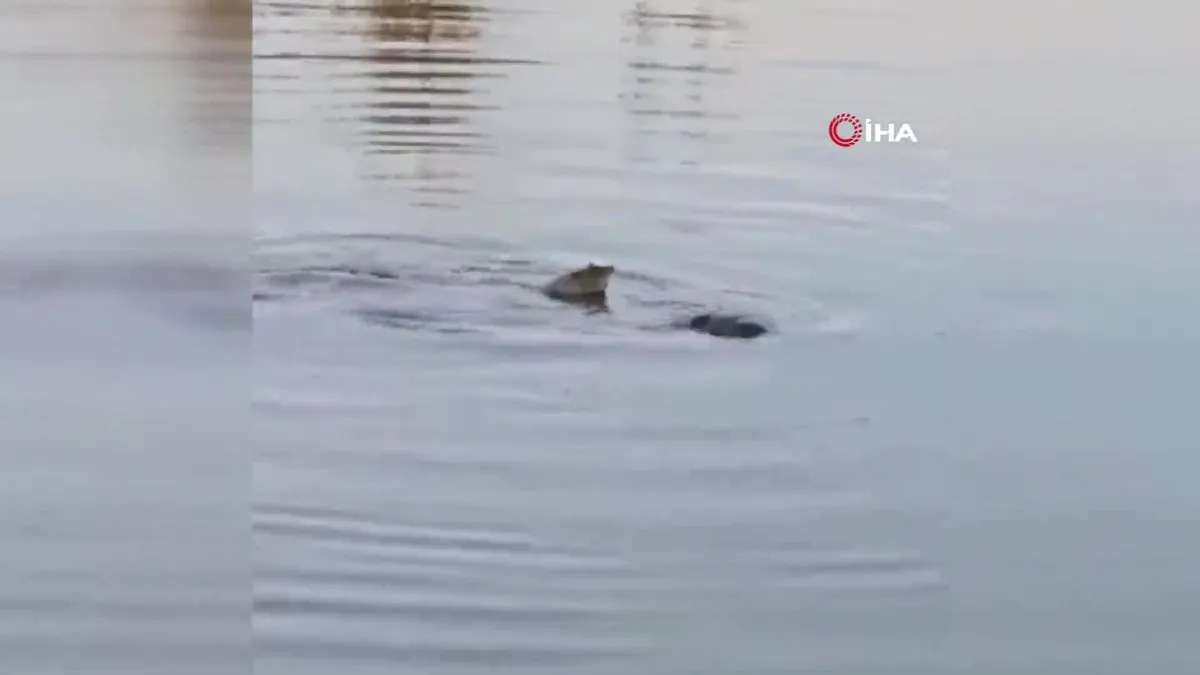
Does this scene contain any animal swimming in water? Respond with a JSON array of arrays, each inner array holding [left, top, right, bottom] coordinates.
[[685, 312, 769, 339], [541, 263, 615, 312], [543, 263, 769, 339]]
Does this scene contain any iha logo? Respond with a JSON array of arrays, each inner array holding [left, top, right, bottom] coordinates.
[[828, 113, 918, 147]]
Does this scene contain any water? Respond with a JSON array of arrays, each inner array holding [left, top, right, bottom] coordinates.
[[6, 1, 1200, 673], [1, 2, 246, 673]]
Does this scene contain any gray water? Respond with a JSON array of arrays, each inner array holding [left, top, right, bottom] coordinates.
[[1, 2, 245, 673], [6, 0, 1200, 673]]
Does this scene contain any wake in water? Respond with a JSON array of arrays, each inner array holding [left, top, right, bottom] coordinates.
[[254, 231, 775, 343]]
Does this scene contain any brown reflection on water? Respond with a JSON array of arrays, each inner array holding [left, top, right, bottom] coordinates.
[[182, 0, 251, 154], [0, 0, 251, 195], [255, 0, 544, 208], [351, 0, 489, 208], [622, 0, 748, 167]]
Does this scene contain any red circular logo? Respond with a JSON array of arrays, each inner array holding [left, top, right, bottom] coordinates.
[[828, 113, 863, 147]]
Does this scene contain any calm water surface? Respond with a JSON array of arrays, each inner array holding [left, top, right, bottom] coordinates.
[[5, 0, 1200, 673]]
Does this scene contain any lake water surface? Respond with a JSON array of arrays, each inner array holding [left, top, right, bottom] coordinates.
[[5, 1, 1200, 674]]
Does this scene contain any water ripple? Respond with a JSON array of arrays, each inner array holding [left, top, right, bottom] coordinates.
[[254, 503, 653, 667], [255, 0, 543, 207]]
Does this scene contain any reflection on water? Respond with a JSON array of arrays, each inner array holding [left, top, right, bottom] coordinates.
[[623, 0, 746, 167], [256, 0, 548, 208], [0, 0, 249, 208], [354, 0, 488, 207], [181, 0, 251, 153]]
